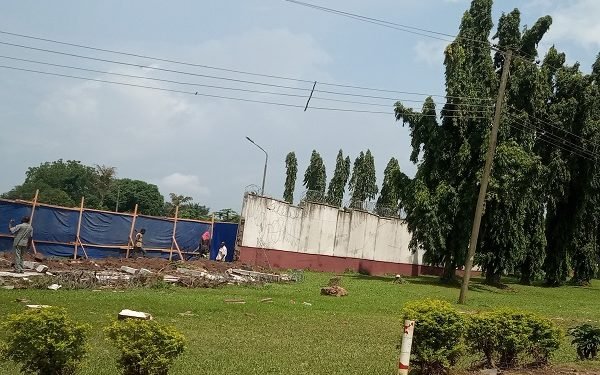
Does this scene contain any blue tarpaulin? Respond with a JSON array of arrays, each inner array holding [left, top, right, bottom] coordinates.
[[0, 199, 238, 261]]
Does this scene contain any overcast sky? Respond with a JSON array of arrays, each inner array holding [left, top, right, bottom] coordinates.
[[1, 0, 598, 212]]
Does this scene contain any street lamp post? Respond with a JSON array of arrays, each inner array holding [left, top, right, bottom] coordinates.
[[245, 136, 268, 196]]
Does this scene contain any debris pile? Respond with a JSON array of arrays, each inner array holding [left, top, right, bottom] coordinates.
[[0, 255, 300, 290], [320, 277, 348, 297]]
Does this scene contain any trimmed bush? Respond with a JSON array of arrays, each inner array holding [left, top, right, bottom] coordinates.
[[466, 309, 561, 369], [0, 307, 89, 375], [569, 324, 600, 360], [105, 319, 185, 375], [400, 299, 465, 374]]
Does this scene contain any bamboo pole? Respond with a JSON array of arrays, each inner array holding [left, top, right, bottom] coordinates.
[[169, 205, 179, 261], [126, 204, 138, 259], [210, 212, 215, 259], [73, 197, 85, 259], [29, 189, 39, 255]]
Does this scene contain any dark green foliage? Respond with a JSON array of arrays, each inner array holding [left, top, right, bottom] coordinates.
[[400, 300, 465, 374], [105, 178, 165, 216], [466, 309, 561, 369], [569, 324, 600, 360], [105, 319, 185, 375], [375, 157, 406, 217], [326, 150, 350, 206], [214, 208, 240, 223], [2, 159, 102, 208], [303, 150, 327, 201], [283, 152, 298, 204], [163, 193, 210, 220], [349, 150, 378, 209], [0, 307, 89, 375]]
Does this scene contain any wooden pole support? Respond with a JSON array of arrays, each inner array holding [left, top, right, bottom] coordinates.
[[27, 189, 40, 255], [74, 196, 85, 259], [126, 204, 138, 259], [169, 205, 179, 261]]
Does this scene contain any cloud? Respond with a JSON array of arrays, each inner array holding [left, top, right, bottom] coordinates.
[[159, 173, 210, 199], [2, 28, 344, 210], [531, 0, 600, 49], [413, 40, 448, 66]]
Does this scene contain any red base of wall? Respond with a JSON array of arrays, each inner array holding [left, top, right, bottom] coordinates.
[[239, 246, 446, 277]]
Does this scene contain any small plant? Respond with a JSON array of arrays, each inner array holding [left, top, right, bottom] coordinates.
[[0, 307, 89, 375], [400, 299, 465, 374], [466, 309, 561, 369], [569, 324, 600, 360], [105, 319, 185, 375]]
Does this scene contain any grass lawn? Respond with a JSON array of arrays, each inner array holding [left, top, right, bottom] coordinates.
[[1, 273, 600, 374]]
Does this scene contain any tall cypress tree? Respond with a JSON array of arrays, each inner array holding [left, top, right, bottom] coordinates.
[[283, 152, 298, 204], [376, 157, 401, 217], [303, 150, 327, 201], [349, 150, 378, 209], [327, 149, 351, 206]]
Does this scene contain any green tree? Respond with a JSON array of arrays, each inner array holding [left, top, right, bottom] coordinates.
[[105, 179, 164, 216], [303, 150, 327, 201], [2, 159, 102, 208], [283, 152, 298, 204], [395, 0, 497, 282], [349, 150, 378, 210], [95, 164, 117, 209], [326, 150, 351, 206], [376, 157, 405, 217], [214, 208, 240, 223]]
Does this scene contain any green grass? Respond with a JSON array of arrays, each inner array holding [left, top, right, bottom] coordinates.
[[1, 273, 600, 374]]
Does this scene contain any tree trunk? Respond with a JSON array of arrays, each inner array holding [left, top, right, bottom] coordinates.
[[485, 270, 501, 286], [440, 260, 456, 283]]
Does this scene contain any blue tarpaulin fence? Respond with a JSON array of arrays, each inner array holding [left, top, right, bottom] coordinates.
[[0, 199, 238, 261]]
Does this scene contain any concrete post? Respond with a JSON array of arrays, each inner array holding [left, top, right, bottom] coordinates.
[[398, 320, 415, 375]]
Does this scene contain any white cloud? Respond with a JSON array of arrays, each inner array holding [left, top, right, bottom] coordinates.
[[532, 0, 600, 49], [413, 40, 448, 66], [159, 173, 210, 199]]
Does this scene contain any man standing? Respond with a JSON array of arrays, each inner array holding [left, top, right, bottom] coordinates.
[[200, 230, 211, 258], [9, 216, 33, 274], [216, 241, 227, 261], [133, 228, 147, 257]]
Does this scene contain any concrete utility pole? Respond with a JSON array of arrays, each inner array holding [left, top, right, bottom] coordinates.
[[458, 50, 513, 305]]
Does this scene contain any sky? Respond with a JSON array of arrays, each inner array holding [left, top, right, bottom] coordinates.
[[0, 0, 599, 212]]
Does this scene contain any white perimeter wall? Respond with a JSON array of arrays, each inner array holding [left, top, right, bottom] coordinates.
[[241, 194, 422, 265]]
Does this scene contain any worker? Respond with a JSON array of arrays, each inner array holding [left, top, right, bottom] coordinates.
[[216, 241, 227, 261], [8, 216, 33, 274], [200, 230, 210, 258], [133, 228, 147, 257]]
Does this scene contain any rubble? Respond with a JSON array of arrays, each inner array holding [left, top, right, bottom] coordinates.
[[118, 309, 153, 320], [26, 304, 51, 309], [47, 284, 62, 290], [120, 266, 138, 275], [224, 299, 246, 304], [321, 285, 348, 297], [0, 254, 297, 290]]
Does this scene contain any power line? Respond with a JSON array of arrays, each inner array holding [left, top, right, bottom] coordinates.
[[0, 64, 493, 119], [506, 113, 599, 159], [0, 40, 496, 105], [507, 121, 598, 162], [282, 0, 499, 51], [0, 54, 492, 112], [0, 30, 494, 101], [509, 106, 600, 151]]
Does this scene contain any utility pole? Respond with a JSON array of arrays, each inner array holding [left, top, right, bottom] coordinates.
[[458, 50, 512, 305]]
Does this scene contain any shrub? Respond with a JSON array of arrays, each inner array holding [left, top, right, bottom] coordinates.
[[0, 307, 89, 375], [466, 309, 561, 369], [569, 324, 600, 360], [400, 299, 465, 374], [105, 319, 185, 375]]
